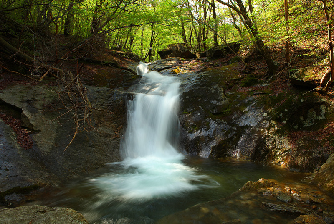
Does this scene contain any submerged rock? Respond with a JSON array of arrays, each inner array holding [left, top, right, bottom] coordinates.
[[0, 205, 88, 224], [157, 178, 334, 224]]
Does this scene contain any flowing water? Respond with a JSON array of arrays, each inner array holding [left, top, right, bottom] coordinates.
[[35, 63, 307, 223]]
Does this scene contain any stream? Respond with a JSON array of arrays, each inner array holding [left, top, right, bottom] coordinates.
[[30, 62, 307, 223], [34, 158, 306, 223]]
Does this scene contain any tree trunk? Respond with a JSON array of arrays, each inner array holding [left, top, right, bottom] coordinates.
[[0, 36, 33, 63], [64, 2, 75, 36], [212, 0, 218, 46], [202, 1, 208, 50], [91, 0, 102, 35], [148, 23, 155, 61], [320, 0, 333, 88], [180, 18, 188, 44]]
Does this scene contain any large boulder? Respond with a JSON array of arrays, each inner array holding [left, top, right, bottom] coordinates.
[[312, 154, 334, 194], [205, 42, 241, 59], [158, 43, 196, 59]]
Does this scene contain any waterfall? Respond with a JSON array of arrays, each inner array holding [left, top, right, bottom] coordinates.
[[91, 62, 215, 201], [121, 62, 181, 160]]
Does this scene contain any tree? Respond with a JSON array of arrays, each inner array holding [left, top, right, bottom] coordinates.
[[214, 0, 276, 75], [319, 0, 334, 89], [211, 0, 218, 46]]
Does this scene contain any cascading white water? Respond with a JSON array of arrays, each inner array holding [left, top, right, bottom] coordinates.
[[121, 63, 181, 159], [91, 62, 215, 200]]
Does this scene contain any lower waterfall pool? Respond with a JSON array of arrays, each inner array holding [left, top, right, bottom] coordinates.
[[34, 157, 307, 223]]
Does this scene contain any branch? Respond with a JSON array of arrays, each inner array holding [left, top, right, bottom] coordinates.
[[0, 36, 34, 62], [214, 0, 242, 15]]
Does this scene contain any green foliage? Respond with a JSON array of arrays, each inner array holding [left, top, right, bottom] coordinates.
[[0, 0, 331, 62]]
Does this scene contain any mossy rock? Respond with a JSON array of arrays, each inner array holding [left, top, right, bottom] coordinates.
[[240, 74, 260, 87], [268, 92, 329, 131]]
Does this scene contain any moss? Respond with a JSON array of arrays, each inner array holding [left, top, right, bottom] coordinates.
[[0, 185, 40, 204], [240, 74, 260, 87]]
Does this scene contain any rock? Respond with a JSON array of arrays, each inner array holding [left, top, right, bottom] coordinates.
[[157, 178, 334, 224], [0, 83, 129, 192], [204, 42, 240, 59], [312, 154, 334, 194], [292, 214, 326, 224], [289, 68, 319, 90], [157, 49, 173, 59], [158, 43, 196, 59], [262, 202, 306, 215], [0, 118, 55, 193], [178, 64, 268, 159], [0, 205, 88, 224]]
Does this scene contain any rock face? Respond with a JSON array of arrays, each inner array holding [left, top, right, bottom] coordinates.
[[0, 85, 124, 185], [0, 67, 139, 206], [157, 178, 334, 224], [147, 58, 333, 173], [0, 205, 88, 224]]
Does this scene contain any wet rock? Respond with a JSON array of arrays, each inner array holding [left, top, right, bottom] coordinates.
[[262, 202, 306, 214], [157, 178, 334, 224], [0, 205, 88, 224], [0, 83, 128, 191], [292, 214, 326, 224], [0, 118, 55, 193], [178, 68, 268, 159], [277, 192, 293, 203], [312, 154, 334, 194]]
